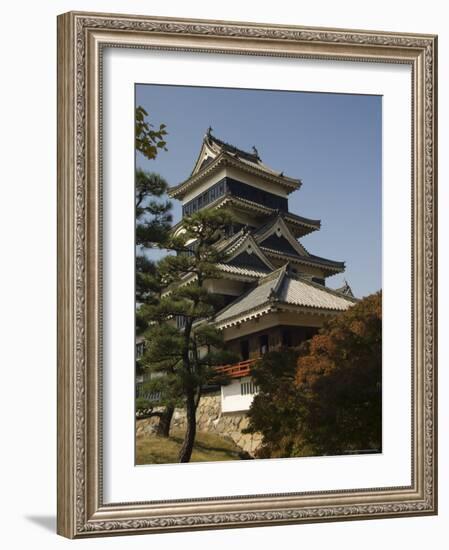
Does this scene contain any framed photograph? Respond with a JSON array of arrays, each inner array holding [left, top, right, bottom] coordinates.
[[57, 11, 438, 538]]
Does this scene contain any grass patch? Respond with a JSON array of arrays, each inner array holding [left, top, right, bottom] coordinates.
[[136, 429, 246, 464]]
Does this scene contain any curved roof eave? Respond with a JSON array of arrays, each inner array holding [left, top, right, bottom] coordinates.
[[168, 153, 301, 200], [260, 246, 346, 274]]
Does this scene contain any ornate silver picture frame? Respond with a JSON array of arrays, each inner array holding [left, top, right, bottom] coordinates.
[[57, 11, 437, 538]]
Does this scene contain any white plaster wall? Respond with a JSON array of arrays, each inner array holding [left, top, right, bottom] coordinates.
[[221, 377, 256, 413]]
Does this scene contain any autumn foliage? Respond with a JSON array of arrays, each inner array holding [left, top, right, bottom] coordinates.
[[246, 291, 382, 458], [295, 291, 382, 455], [243, 349, 306, 459]]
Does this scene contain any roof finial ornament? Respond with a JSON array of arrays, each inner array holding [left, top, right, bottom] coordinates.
[[251, 145, 260, 158], [206, 125, 213, 136], [336, 278, 355, 298]]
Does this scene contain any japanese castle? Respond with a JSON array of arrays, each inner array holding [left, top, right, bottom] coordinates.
[[168, 129, 356, 414]]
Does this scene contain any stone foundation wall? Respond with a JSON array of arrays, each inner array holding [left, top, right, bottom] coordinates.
[[136, 391, 262, 456]]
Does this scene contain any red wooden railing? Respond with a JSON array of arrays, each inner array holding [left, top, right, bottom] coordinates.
[[214, 358, 256, 379]]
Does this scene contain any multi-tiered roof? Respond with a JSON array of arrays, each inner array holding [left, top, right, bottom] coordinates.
[[168, 130, 355, 324], [169, 129, 321, 239]]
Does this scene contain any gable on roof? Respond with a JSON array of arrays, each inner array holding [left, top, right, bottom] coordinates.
[[228, 251, 271, 272], [169, 130, 301, 200], [206, 131, 261, 164], [190, 132, 220, 176], [254, 214, 310, 257], [260, 233, 302, 255], [223, 231, 275, 272], [189, 129, 263, 178]]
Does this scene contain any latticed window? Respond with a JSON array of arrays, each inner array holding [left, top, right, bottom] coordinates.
[[136, 385, 161, 402], [176, 315, 187, 329], [240, 381, 259, 396]]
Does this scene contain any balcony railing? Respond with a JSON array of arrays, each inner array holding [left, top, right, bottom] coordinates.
[[214, 358, 256, 379]]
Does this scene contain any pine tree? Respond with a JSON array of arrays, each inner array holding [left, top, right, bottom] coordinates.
[[135, 107, 174, 436], [138, 208, 238, 462]]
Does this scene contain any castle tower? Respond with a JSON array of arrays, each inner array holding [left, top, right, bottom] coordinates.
[[168, 130, 355, 413]]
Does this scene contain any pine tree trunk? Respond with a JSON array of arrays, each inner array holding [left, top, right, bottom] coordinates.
[[155, 405, 174, 438], [178, 391, 196, 462]]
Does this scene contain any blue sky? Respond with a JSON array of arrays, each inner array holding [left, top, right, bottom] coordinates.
[[136, 84, 382, 298]]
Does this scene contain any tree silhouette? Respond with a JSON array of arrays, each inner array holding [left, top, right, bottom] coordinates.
[[135, 107, 174, 436], [138, 208, 238, 462]]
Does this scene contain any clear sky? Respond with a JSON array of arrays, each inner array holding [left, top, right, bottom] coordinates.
[[136, 84, 382, 298]]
